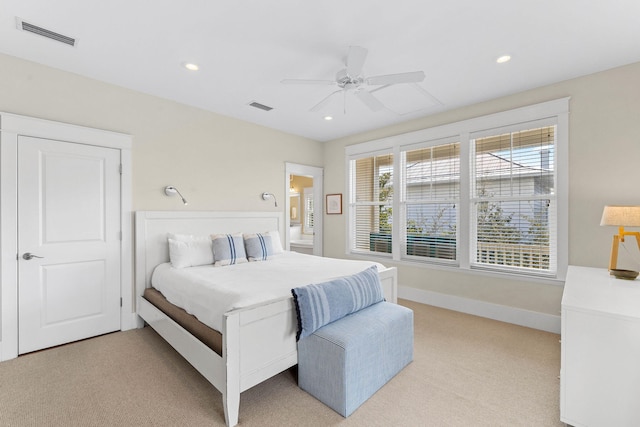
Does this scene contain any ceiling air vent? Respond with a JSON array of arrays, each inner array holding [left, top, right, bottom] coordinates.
[[16, 18, 76, 47], [248, 101, 273, 112]]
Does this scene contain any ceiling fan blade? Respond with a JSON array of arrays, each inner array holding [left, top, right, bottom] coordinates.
[[281, 79, 336, 85], [310, 90, 342, 112], [366, 71, 426, 86], [346, 46, 368, 77], [355, 89, 385, 112]]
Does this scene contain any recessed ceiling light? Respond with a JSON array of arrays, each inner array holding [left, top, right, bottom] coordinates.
[[183, 62, 199, 71], [496, 55, 511, 64], [324, 116, 333, 121]]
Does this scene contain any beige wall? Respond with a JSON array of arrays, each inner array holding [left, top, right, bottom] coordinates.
[[3, 50, 639, 319], [323, 61, 640, 316], [0, 53, 324, 211]]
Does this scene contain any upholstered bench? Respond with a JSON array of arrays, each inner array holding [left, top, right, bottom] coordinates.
[[292, 266, 414, 417], [297, 301, 414, 417]]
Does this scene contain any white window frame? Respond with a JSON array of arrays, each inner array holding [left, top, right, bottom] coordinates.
[[345, 98, 569, 282]]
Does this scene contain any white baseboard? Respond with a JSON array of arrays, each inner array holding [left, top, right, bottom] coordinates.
[[399, 286, 561, 334]]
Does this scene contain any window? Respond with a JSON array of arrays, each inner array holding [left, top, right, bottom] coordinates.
[[471, 125, 556, 274], [303, 187, 314, 233], [346, 99, 568, 280], [402, 141, 460, 262], [350, 152, 394, 255]]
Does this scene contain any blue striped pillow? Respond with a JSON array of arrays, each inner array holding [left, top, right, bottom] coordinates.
[[211, 233, 248, 266], [291, 266, 383, 340], [243, 232, 273, 261]]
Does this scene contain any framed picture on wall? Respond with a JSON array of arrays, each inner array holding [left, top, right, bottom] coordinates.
[[326, 193, 342, 215]]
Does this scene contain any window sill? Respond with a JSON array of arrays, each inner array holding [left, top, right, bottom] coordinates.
[[346, 251, 565, 286]]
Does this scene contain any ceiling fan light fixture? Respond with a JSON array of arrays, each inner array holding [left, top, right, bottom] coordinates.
[[282, 45, 427, 114], [496, 55, 511, 64]]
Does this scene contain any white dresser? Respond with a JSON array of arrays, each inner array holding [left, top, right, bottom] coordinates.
[[561, 266, 640, 427]]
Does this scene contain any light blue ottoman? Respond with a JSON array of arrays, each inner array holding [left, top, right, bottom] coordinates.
[[297, 301, 413, 417]]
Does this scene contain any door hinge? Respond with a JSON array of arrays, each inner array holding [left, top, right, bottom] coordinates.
[[120, 297, 123, 307], [119, 164, 123, 175], [118, 231, 122, 241]]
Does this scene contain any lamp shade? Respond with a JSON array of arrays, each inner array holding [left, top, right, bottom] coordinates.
[[600, 206, 640, 226]]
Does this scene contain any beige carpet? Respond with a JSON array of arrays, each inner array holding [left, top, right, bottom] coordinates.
[[0, 300, 562, 426]]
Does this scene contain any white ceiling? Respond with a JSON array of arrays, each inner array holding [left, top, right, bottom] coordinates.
[[1, 1, 639, 142]]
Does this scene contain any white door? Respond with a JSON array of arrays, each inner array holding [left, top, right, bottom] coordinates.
[[18, 136, 121, 354]]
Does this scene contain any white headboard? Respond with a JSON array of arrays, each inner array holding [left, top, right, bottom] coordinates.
[[134, 211, 284, 297]]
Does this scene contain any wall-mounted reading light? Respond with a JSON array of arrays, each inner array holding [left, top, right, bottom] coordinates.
[[262, 192, 278, 207], [165, 186, 188, 205]]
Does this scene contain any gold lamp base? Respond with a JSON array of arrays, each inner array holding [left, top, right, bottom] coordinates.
[[608, 228, 640, 271], [610, 269, 639, 280]]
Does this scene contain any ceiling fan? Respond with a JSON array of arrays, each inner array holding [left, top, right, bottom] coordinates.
[[281, 46, 426, 113]]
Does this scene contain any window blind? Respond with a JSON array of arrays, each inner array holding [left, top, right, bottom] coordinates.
[[402, 142, 460, 261], [303, 188, 314, 233], [351, 153, 393, 254]]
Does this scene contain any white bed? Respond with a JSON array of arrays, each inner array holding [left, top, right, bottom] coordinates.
[[135, 211, 398, 426]]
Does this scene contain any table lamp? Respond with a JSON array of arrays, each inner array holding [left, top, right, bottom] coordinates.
[[600, 205, 640, 276]]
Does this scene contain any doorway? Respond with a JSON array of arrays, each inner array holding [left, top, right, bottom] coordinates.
[[0, 113, 134, 361], [285, 163, 323, 256]]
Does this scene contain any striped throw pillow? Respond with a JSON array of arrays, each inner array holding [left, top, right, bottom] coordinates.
[[243, 232, 273, 261], [291, 265, 383, 340], [211, 233, 248, 266]]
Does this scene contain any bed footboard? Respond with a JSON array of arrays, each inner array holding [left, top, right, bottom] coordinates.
[[379, 266, 397, 303], [223, 296, 298, 426]]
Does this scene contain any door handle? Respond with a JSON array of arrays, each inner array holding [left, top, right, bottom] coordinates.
[[22, 252, 44, 260]]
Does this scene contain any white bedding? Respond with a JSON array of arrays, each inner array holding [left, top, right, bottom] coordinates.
[[151, 251, 385, 332]]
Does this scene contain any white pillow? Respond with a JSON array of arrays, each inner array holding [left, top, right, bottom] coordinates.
[[266, 230, 284, 254], [167, 233, 214, 268]]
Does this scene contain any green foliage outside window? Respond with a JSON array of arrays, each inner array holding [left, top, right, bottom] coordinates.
[[379, 172, 392, 233]]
